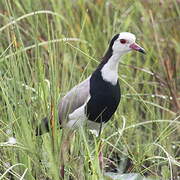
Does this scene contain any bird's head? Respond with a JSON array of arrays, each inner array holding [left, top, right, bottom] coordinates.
[[109, 32, 146, 55]]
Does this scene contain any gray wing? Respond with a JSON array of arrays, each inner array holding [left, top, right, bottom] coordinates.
[[58, 76, 90, 125]]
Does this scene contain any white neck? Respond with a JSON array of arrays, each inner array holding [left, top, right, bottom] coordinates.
[[101, 53, 122, 85]]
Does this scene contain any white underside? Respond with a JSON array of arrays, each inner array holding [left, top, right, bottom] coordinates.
[[65, 99, 104, 137], [87, 120, 104, 137], [66, 104, 86, 129]]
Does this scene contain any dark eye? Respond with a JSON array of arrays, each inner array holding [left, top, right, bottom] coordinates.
[[120, 39, 126, 44]]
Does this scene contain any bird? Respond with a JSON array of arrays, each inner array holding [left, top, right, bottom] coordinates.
[[36, 32, 145, 177], [36, 32, 145, 136]]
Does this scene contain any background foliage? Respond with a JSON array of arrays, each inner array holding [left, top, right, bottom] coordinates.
[[0, 0, 180, 179]]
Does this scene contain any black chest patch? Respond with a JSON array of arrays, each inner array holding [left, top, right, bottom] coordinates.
[[86, 70, 121, 123]]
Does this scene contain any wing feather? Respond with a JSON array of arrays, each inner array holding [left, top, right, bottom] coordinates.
[[58, 76, 90, 125]]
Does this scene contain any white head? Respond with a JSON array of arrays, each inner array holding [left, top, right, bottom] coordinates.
[[110, 32, 145, 55], [100, 32, 145, 85]]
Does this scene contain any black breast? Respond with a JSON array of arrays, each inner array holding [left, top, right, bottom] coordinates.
[[86, 70, 121, 123]]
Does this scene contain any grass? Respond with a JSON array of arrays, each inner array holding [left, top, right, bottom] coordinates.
[[0, 0, 180, 179]]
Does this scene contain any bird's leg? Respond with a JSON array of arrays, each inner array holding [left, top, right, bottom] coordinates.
[[97, 120, 104, 171], [98, 139, 104, 171], [60, 164, 65, 179], [60, 133, 66, 179], [60, 129, 74, 179]]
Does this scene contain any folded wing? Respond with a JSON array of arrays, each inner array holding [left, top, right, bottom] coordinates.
[[58, 76, 90, 126]]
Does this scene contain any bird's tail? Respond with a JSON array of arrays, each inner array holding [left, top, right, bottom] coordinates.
[[35, 117, 50, 136]]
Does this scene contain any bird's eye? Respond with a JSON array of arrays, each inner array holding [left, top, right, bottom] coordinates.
[[120, 39, 126, 44]]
